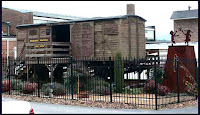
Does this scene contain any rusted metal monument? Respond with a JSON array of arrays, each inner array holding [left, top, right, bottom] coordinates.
[[162, 29, 197, 93]]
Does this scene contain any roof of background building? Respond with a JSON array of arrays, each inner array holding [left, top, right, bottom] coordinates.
[[170, 9, 198, 20], [16, 15, 146, 28], [146, 41, 171, 44], [32, 11, 84, 20], [2, 36, 16, 39], [2, 21, 11, 25], [2, 6, 85, 20]]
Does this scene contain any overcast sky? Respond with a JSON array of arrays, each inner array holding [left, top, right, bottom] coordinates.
[[2, 1, 198, 41]]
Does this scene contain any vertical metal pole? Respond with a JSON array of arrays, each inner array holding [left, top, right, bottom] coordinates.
[[71, 56, 74, 100], [8, 56, 11, 95], [37, 57, 40, 97], [7, 40, 9, 63], [50, 64, 53, 87], [195, 60, 198, 99], [109, 57, 112, 103], [158, 56, 160, 68], [8, 25, 10, 36], [49, 64, 54, 98], [176, 56, 180, 103], [195, 60, 198, 82], [27, 63, 29, 81], [154, 56, 158, 110]]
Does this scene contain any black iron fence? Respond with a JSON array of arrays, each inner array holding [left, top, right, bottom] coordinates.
[[2, 56, 198, 110]]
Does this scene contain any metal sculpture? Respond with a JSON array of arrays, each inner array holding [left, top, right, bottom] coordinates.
[[179, 28, 193, 45], [170, 30, 179, 46]]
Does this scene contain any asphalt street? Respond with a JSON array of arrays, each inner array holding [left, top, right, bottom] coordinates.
[[2, 97, 198, 114]]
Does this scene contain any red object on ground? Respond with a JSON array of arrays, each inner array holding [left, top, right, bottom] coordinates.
[[29, 108, 34, 114], [2, 80, 12, 92], [162, 46, 196, 93]]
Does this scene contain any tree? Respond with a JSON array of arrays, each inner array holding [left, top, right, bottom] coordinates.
[[114, 51, 124, 93]]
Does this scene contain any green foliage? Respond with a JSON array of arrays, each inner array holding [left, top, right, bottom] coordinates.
[[89, 77, 110, 95], [90, 77, 110, 88], [122, 86, 144, 94], [10, 78, 23, 90], [149, 68, 164, 85], [17, 82, 24, 92], [63, 65, 110, 93], [114, 51, 124, 93], [2, 78, 25, 92], [41, 82, 66, 96], [63, 65, 88, 93], [92, 86, 110, 96]]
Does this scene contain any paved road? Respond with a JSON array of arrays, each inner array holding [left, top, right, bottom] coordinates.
[[2, 97, 198, 114]]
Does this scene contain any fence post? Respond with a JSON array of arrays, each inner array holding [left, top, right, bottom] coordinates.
[[195, 60, 197, 99], [71, 56, 74, 100], [176, 56, 180, 103], [109, 57, 112, 103], [154, 56, 158, 110], [8, 56, 11, 95], [37, 57, 40, 97], [195, 60, 197, 82]]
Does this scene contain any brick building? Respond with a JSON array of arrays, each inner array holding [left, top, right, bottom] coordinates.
[[16, 4, 146, 59], [2, 37, 17, 59], [170, 8, 198, 43], [2, 21, 17, 59], [2, 7, 33, 59], [2, 7, 33, 36]]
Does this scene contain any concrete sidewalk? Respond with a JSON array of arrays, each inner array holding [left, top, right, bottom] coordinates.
[[2, 97, 198, 114]]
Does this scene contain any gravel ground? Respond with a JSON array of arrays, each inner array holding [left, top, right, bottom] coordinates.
[[2, 94, 198, 110]]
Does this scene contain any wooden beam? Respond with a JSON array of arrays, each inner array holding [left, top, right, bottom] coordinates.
[[25, 54, 71, 57], [52, 42, 71, 46], [128, 17, 132, 59], [26, 48, 71, 52], [24, 58, 71, 64], [25, 42, 70, 46], [136, 17, 139, 59], [81, 23, 83, 59], [102, 21, 105, 57]]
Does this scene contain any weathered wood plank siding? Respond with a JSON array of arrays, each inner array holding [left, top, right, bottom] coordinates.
[[120, 19, 129, 58], [71, 22, 94, 58], [94, 20, 119, 58], [82, 22, 94, 58], [71, 17, 145, 59], [70, 23, 82, 58], [94, 21, 103, 58], [17, 16, 145, 59], [137, 19, 146, 59], [17, 26, 52, 58], [17, 28, 27, 57]]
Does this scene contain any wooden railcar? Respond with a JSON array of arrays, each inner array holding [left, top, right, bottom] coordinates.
[[16, 15, 147, 81], [16, 15, 146, 60]]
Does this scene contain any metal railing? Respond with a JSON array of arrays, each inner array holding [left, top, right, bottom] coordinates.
[[2, 56, 197, 110]]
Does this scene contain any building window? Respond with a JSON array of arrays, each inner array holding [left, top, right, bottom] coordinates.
[[29, 30, 37, 35], [46, 29, 50, 35]]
